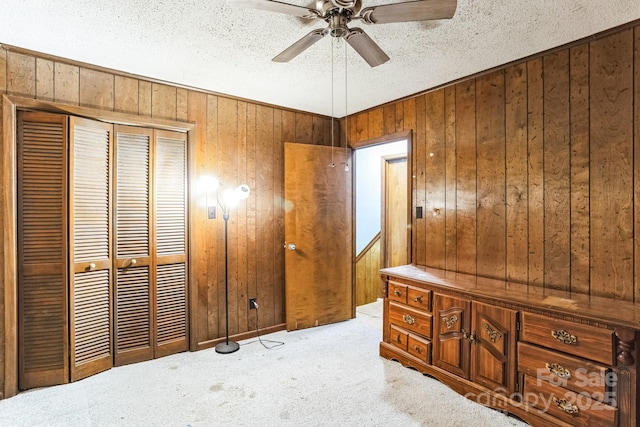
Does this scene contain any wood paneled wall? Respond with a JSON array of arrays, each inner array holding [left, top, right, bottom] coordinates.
[[0, 44, 337, 396], [346, 24, 640, 303]]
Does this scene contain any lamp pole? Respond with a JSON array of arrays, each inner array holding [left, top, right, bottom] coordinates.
[[215, 211, 239, 354]]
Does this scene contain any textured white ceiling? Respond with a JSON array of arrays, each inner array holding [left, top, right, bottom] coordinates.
[[1, 1, 639, 117]]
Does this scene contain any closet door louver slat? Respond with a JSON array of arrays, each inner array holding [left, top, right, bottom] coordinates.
[[155, 131, 188, 356], [114, 126, 153, 365], [17, 112, 69, 390], [69, 117, 113, 382]]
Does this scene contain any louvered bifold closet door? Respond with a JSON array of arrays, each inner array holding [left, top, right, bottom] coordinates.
[[114, 126, 153, 366], [69, 117, 114, 381], [17, 112, 69, 390], [154, 130, 188, 357]]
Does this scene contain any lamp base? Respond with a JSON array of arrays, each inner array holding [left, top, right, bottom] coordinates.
[[215, 340, 240, 354]]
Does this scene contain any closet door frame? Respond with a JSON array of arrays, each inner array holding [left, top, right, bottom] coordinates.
[[2, 95, 196, 399]]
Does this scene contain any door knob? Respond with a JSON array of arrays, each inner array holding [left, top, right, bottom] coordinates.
[[285, 242, 296, 251]]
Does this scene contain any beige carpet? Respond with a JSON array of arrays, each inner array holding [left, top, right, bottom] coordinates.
[[0, 300, 528, 426]]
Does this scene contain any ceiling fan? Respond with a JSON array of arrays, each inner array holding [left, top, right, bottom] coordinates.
[[229, 0, 457, 67]]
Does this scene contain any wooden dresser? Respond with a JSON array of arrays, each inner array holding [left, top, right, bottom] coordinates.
[[379, 265, 640, 427]]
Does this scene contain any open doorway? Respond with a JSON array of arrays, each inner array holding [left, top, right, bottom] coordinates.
[[354, 138, 409, 306]]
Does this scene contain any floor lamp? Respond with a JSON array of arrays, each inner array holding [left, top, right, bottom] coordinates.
[[214, 183, 251, 354]]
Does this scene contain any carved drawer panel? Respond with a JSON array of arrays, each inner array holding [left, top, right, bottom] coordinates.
[[389, 281, 408, 304], [390, 325, 408, 352], [520, 312, 613, 365], [389, 302, 432, 338], [518, 342, 611, 400], [521, 375, 616, 427], [407, 287, 431, 311], [408, 334, 431, 363]]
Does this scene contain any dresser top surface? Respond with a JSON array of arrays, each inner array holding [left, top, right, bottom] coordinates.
[[381, 264, 640, 330]]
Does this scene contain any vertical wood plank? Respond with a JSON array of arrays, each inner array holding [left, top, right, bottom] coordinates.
[[395, 102, 404, 131], [177, 88, 188, 122], [36, 58, 54, 101], [206, 94, 219, 340], [311, 115, 324, 145], [273, 109, 285, 324], [424, 90, 446, 269], [281, 110, 296, 143], [543, 51, 571, 290], [256, 105, 275, 325], [151, 83, 177, 120], [187, 90, 208, 348], [444, 86, 457, 271], [505, 63, 528, 283], [355, 111, 368, 143], [414, 95, 427, 265], [7, 51, 35, 97], [216, 97, 239, 336], [368, 107, 384, 139], [237, 101, 248, 332], [569, 44, 591, 294], [402, 98, 416, 260], [383, 104, 396, 135], [54, 62, 79, 104], [245, 103, 258, 328], [0, 47, 6, 93], [79, 68, 114, 110], [138, 81, 152, 117], [114, 76, 139, 114], [456, 80, 477, 275], [590, 30, 634, 300], [294, 113, 312, 145], [635, 27, 640, 303], [527, 58, 544, 285]]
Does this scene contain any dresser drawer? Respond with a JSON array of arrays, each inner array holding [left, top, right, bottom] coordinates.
[[520, 312, 613, 365], [521, 375, 616, 427], [518, 342, 611, 401], [389, 302, 432, 338], [389, 281, 408, 304], [407, 287, 431, 311], [408, 334, 431, 363], [389, 325, 408, 351]]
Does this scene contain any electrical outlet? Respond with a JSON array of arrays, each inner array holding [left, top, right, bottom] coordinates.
[[249, 298, 258, 309]]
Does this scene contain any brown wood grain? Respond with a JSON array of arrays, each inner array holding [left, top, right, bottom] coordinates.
[[527, 58, 544, 285], [635, 27, 640, 303], [569, 44, 590, 295], [0, 48, 6, 92], [206, 94, 219, 341], [368, 107, 384, 140], [543, 51, 571, 290], [176, 88, 188, 122], [505, 63, 528, 283], [414, 95, 427, 265], [444, 86, 457, 271], [114, 76, 139, 114], [79, 68, 114, 110], [237, 101, 249, 333], [455, 80, 477, 275], [36, 58, 54, 101], [402, 98, 416, 260], [138, 80, 152, 116], [151, 83, 177, 120], [424, 90, 445, 269], [294, 112, 312, 145], [383, 104, 396, 135], [54, 62, 79, 105], [7, 51, 35, 97], [355, 111, 368, 143], [273, 110, 285, 325], [476, 70, 505, 280], [589, 30, 634, 301], [245, 103, 258, 329]]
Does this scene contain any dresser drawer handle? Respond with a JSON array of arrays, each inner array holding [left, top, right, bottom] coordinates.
[[552, 397, 579, 414], [412, 295, 423, 303], [546, 363, 572, 380], [403, 314, 415, 325], [443, 315, 458, 330], [395, 334, 402, 343], [551, 329, 577, 345], [393, 290, 403, 297], [412, 345, 422, 353]]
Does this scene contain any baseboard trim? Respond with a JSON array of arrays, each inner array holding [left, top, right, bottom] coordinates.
[[196, 323, 287, 351]]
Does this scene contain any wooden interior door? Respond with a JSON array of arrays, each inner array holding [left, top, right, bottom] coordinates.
[[113, 125, 153, 365], [284, 143, 353, 331], [68, 116, 114, 381], [470, 302, 517, 394], [17, 112, 69, 389], [154, 130, 188, 357], [382, 155, 408, 268]]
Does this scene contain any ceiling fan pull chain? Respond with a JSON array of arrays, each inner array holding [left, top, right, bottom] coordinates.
[[344, 40, 350, 172]]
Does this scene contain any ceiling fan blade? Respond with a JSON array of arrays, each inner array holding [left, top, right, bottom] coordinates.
[[345, 28, 390, 67], [359, 0, 457, 24], [228, 0, 319, 19], [273, 28, 328, 62]]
